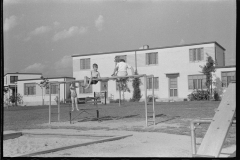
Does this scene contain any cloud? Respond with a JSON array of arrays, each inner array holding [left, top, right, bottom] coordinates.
[[21, 63, 46, 73], [30, 26, 52, 36], [95, 15, 104, 31], [52, 26, 87, 41], [4, 15, 18, 32], [54, 55, 72, 69], [53, 21, 60, 28], [53, 55, 73, 76], [24, 26, 52, 41], [179, 39, 185, 45]]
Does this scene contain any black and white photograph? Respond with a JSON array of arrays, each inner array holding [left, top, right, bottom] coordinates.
[[2, 0, 236, 158]]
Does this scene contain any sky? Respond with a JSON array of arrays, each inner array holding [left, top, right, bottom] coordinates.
[[3, 0, 236, 78]]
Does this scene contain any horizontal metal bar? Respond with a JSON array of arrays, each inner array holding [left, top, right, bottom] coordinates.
[[48, 74, 154, 84]]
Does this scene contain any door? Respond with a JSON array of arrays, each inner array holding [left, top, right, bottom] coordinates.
[[169, 77, 178, 98]]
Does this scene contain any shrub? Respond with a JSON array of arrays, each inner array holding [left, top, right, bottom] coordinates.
[[8, 93, 23, 105], [131, 72, 142, 102], [188, 90, 210, 101], [147, 95, 158, 102], [213, 90, 221, 101]]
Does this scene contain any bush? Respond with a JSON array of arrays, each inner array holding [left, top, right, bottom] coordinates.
[[131, 72, 142, 102], [147, 95, 158, 102], [8, 93, 23, 105], [188, 90, 210, 101], [213, 90, 221, 101]]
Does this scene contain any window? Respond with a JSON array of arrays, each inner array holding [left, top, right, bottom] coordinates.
[[188, 75, 207, 90], [46, 84, 59, 94], [146, 52, 158, 65], [10, 76, 18, 83], [79, 81, 92, 93], [222, 71, 235, 87], [189, 48, 204, 62], [169, 78, 178, 97], [115, 55, 127, 64], [24, 83, 36, 95], [147, 77, 159, 89], [80, 58, 90, 69]]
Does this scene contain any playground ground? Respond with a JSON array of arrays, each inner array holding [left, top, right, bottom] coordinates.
[[3, 101, 236, 157]]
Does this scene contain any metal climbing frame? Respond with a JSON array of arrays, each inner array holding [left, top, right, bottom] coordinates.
[[48, 74, 156, 127]]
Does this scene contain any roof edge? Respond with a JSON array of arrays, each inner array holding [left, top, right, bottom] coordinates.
[[72, 41, 225, 58]]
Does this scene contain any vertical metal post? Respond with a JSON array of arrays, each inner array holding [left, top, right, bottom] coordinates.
[[58, 83, 60, 122], [190, 122, 197, 155], [15, 82, 17, 106], [119, 82, 121, 106], [144, 76, 148, 127], [49, 83, 51, 124], [105, 91, 107, 105], [152, 76, 155, 126]]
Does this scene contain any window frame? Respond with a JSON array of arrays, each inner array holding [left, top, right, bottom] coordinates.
[[221, 71, 235, 87], [80, 58, 91, 70], [188, 74, 207, 90], [147, 77, 159, 90], [189, 48, 204, 62], [146, 52, 158, 65], [46, 84, 59, 94], [24, 83, 36, 95], [10, 76, 18, 83]]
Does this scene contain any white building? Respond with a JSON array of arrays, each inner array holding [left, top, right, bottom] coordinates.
[[72, 41, 235, 102], [4, 73, 42, 106], [17, 77, 75, 106]]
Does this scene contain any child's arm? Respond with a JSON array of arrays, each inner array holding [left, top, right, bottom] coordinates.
[[111, 66, 118, 76]]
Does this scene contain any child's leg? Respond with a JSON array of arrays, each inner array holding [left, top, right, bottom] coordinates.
[[74, 97, 79, 110], [71, 97, 75, 111], [82, 76, 88, 87]]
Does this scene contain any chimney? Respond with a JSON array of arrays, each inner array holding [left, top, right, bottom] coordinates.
[[139, 45, 149, 49]]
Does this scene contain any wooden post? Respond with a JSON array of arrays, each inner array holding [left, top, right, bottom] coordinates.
[[49, 83, 51, 124], [152, 76, 155, 126], [144, 76, 148, 127], [58, 83, 60, 122]]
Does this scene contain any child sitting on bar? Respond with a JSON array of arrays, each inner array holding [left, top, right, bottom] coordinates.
[[70, 82, 79, 111], [111, 59, 135, 89], [111, 59, 134, 77], [82, 63, 101, 89]]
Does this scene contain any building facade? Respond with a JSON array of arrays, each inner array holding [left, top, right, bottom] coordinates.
[[72, 41, 235, 102], [16, 77, 75, 106], [4, 73, 42, 106]]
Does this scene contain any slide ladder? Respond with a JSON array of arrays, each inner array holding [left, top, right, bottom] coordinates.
[[194, 81, 236, 157]]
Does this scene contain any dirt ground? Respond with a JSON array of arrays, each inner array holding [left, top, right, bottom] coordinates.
[[3, 116, 236, 158]]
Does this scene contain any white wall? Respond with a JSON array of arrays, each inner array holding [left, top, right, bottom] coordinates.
[[73, 43, 218, 101], [215, 45, 225, 67], [4, 74, 42, 86], [18, 78, 74, 106], [212, 67, 236, 97]]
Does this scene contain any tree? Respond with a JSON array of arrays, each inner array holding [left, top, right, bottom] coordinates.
[[38, 76, 49, 105], [199, 54, 216, 100], [131, 71, 142, 102], [4, 87, 9, 94]]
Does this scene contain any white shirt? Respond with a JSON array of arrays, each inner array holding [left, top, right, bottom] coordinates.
[[116, 62, 131, 72]]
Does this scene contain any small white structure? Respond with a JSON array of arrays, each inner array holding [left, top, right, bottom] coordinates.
[[71, 41, 235, 102], [4, 73, 42, 106], [213, 66, 236, 98], [17, 77, 75, 106]]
